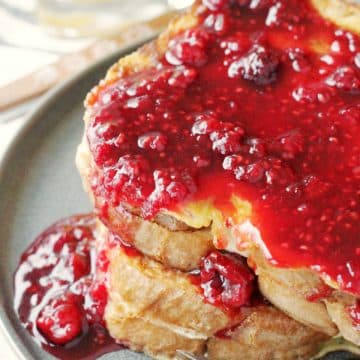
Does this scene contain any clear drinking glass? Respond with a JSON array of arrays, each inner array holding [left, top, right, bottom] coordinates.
[[36, 0, 183, 37]]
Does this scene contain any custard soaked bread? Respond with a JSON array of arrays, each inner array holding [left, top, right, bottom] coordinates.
[[98, 223, 328, 359], [77, 0, 360, 357], [101, 205, 214, 271], [105, 259, 328, 360], [206, 305, 328, 360]]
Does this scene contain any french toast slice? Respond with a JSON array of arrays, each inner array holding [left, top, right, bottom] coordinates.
[[105, 303, 206, 360], [207, 305, 327, 360], [77, 0, 360, 351], [100, 232, 328, 359], [106, 301, 328, 360], [100, 205, 214, 271], [106, 246, 243, 339]]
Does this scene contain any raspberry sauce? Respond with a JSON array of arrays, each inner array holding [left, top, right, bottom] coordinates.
[[349, 300, 360, 331], [13, 214, 121, 359], [87, 0, 360, 295], [191, 251, 255, 312]]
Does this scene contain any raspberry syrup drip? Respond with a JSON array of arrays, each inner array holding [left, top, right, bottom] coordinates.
[[349, 300, 360, 331], [87, 0, 360, 295], [305, 282, 334, 302], [14, 214, 121, 359]]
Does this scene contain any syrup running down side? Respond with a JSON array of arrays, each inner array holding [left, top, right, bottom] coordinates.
[[86, 0, 360, 295], [13, 214, 121, 359], [13, 215, 261, 357]]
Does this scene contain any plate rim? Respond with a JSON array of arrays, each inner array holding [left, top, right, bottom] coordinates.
[[0, 37, 152, 360]]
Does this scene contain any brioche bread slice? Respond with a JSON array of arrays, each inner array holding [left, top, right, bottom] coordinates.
[[102, 240, 329, 359], [103, 205, 214, 271], [106, 247, 243, 339]]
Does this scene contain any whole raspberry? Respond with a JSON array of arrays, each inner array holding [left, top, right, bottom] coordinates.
[[228, 45, 280, 85], [199, 251, 254, 308], [36, 293, 86, 345]]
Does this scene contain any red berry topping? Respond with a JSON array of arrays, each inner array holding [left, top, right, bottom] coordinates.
[[222, 154, 245, 171], [326, 66, 360, 93], [220, 34, 252, 56], [168, 66, 198, 88], [36, 293, 86, 345], [103, 155, 151, 203], [198, 251, 254, 309], [331, 30, 359, 55], [355, 53, 360, 69], [292, 83, 333, 103], [166, 29, 210, 67], [348, 300, 360, 330], [138, 132, 168, 151], [265, 1, 307, 29], [302, 175, 331, 200], [235, 0, 251, 6], [14, 215, 114, 356], [67, 252, 91, 281], [204, 13, 231, 36], [86, 0, 360, 297], [81, 280, 108, 325], [228, 45, 280, 85], [191, 112, 221, 135], [248, 0, 274, 10], [224, 153, 294, 186], [287, 48, 311, 73], [210, 126, 245, 155], [93, 143, 121, 167], [144, 169, 197, 217], [270, 130, 305, 160], [339, 104, 360, 126]]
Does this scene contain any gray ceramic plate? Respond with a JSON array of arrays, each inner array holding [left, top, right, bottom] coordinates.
[[0, 42, 357, 360], [0, 42, 151, 360]]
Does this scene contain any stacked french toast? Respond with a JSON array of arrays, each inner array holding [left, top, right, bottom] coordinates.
[[76, 0, 360, 358]]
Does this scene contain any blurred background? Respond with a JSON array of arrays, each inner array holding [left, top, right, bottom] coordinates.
[[0, 0, 194, 357], [0, 0, 194, 122]]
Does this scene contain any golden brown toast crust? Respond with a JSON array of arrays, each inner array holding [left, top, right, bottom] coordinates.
[[102, 208, 214, 271]]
